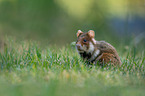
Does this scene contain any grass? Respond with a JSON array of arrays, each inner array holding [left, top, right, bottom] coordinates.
[[0, 38, 145, 96]]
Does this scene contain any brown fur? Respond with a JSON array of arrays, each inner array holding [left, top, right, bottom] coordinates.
[[95, 41, 122, 65]]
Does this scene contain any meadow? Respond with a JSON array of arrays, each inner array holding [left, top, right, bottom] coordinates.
[[0, 0, 145, 96], [0, 38, 144, 96]]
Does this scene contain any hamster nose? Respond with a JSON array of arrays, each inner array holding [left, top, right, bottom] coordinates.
[[76, 44, 81, 49]]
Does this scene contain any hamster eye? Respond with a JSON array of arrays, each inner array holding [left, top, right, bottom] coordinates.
[[83, 39, 87, 42]]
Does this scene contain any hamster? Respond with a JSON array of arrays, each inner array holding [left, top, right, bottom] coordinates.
[[76, 30, 122, 66]]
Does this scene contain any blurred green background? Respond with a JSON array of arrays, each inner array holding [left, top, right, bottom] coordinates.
[[0, 0, 145, 46]]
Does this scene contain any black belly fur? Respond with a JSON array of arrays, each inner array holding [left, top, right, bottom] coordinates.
[[79, 52, 92, 60]]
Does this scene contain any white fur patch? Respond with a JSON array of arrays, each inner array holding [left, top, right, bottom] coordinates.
[[92, 38, 97, 44], [76, 44, 84, 53], [86, 42, 94, 53], [90, 49, 100, 61], [82, 45, 87, 51]]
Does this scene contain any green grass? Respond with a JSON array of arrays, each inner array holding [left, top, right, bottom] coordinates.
[[0, 38, 145, 96]]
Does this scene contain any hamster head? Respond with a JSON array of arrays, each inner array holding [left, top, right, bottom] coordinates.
[[76, 30, 97, 53]]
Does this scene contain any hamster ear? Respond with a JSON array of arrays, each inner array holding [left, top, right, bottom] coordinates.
[[88, 30, 95, 38], [77, 30, 83, 37]]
